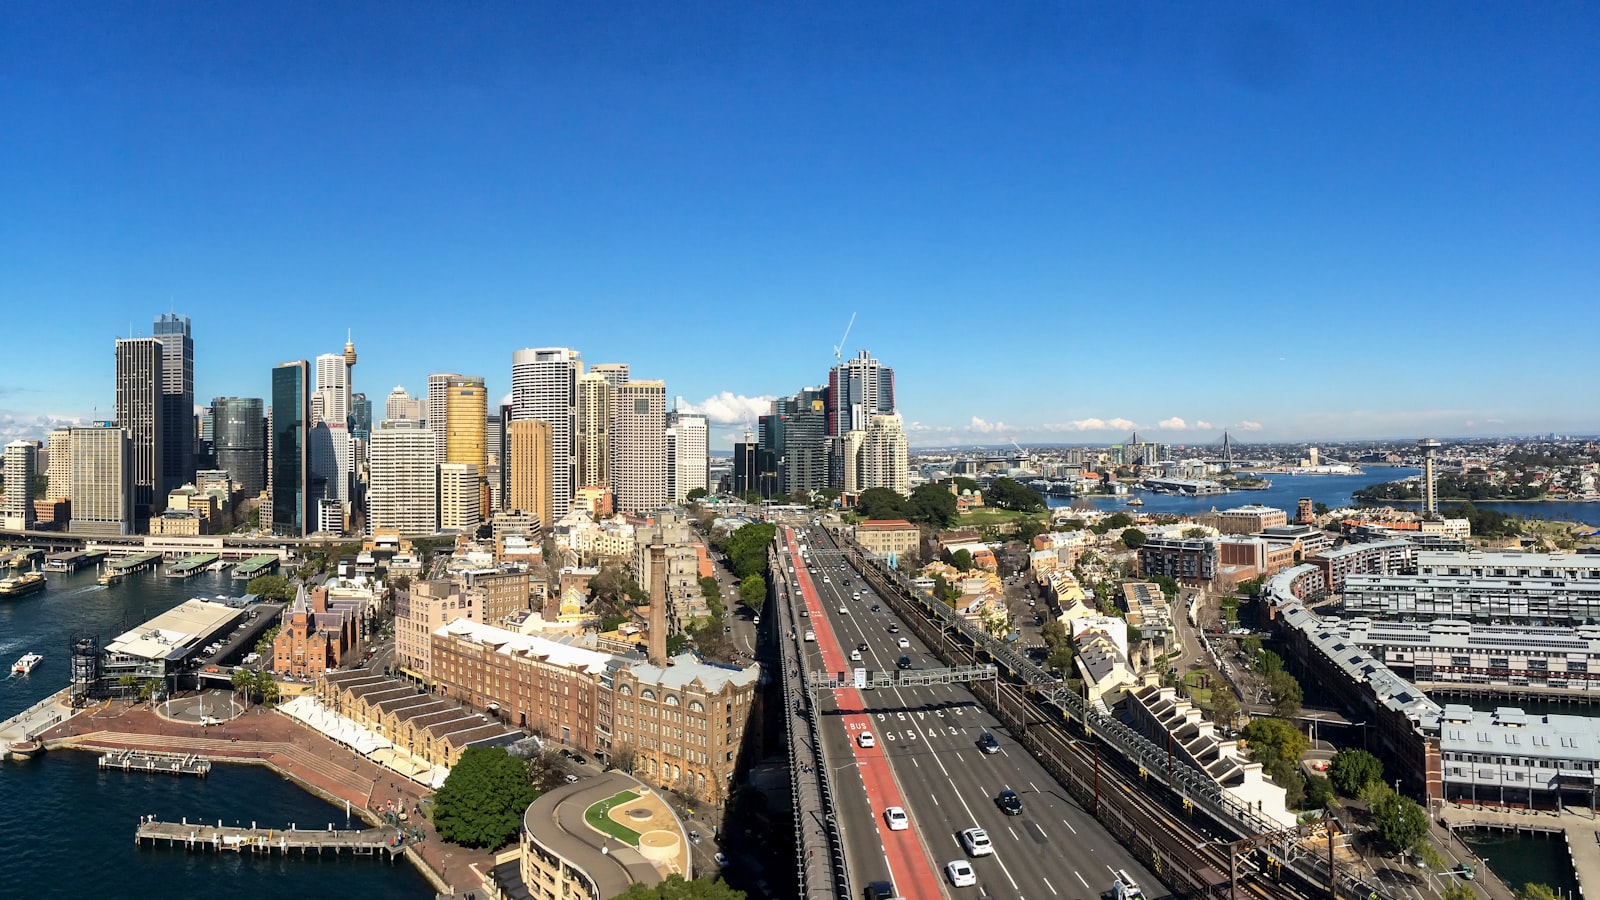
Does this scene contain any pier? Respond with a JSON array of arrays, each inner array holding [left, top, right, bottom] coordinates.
[[231, 554, 279, 580], [107, 552, 162, 575], [135, 819, 403, 858], [0, 547, 45, 569], [1443, 804, 1600, 897], [165, 553, 220, 578], [44, 549, 106, 572], [99, 748, 212, 777]]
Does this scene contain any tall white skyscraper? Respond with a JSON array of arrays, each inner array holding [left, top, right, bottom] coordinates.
[[665, 410, 708, 502], [70, 423, 134, 535], [510, 348, 580, 518], [2, 440, 36, 531], [46, 429, 72, 500], [368, 420, 436, 535], [610, 380, 667, 514], [315, 352, 352, 427], [427, 372, 457, 471], [386, 386, 422, 421], [591, 363, 629, 388], [438, 462, 480, 533], [860, 414, 909, 496]]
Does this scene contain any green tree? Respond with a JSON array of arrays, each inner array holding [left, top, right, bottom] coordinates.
[[1240, 716, 1310, 795], [1518, 886, 1559, 900], [949, 476, 982, 494], [698, 576, 724, 618], [1303, 774, 1335, 810], [1120, 527, 1147, 549], [721, 522, 778, 580], [1013, 516, 1048, 546], [1369, 784, 1429, 853], [932, 574, 959, 606], [666, 633, 691, 656], [1209, 688, 1239, 727], [1103, 512, 1134, 530], [1152, 575, 1180, 599], [951, 548, 974, 571], [857, 486, 910, 520], [1330, 748, 1384, 797], [810, 488, 840, 509], [1268, 670, 1303, 717], [1442, 883, 1476, 900], [1254, 649, 1284, 676], [430, 747, 539, 849], [686, 487, 708, 502], [247, 574, 294, 601], [984, 477, 1045, 512], [253, 626, 281, 660], [251, 670, 280, 705], [908, 482, 958, 528], [738, 574, 766, 610], [611, 874, 748, 900]]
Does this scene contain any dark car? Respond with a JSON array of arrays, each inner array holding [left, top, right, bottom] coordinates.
[[888, 624, 900, 633], [977, 732, 1001, 754], [871, 604, 881, 612], [863, 881, 897, 900], [996, 789, 1023, 815], [897, 655, 912, 669], [858, 642, 870, 652], [569, 752, 589, 766]]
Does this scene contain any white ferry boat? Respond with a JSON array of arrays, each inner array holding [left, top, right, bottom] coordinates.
[[11, 652, 43, 675]]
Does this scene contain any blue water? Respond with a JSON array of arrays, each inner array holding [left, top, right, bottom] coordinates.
[[1047, 467, 1600, 527], [0, 566, 433, 899]]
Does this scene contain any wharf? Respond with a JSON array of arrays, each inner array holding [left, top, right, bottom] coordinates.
[[135, 819, 402, 857], [165, 553, 220, 578], [1441, 803, 1600, 897], [45, 549, 106, 572], [100, 748, 212, 777], [0, 547, 45, 569], [108, 552, 162, 574], [0, 689, 78, 760], [232, 554, 280, 580]]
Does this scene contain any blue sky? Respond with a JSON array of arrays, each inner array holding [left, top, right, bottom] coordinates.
[[2, 2, 1596, 448]]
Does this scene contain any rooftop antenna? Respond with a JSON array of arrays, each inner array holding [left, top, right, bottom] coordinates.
[[832, 311, 857, 365]]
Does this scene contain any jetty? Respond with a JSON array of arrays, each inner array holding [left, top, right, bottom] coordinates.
[[0, 547, 45, 569], [45, 549, 106, 572], [232, 554, 280, 580], [165, 553, 220, 579], [107, 552, 162, 575], [100, 748, 212, 777], [135, 819, 403, 858]]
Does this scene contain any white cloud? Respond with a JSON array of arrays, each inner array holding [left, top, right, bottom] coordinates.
[[1238, 420, 1264, 432], [1158, 417, 1188, 430], [968, 416, 1007, 434], [1195, 420, 1213, 431], [679, 391, 774, 426], [1041, 417, 1139, 433]]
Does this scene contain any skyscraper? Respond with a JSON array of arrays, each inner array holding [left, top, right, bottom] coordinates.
[[115, 337, 165, 515], [2, 440, 36, 531], [426, 372, 457, 467], [510, 348, 580, 518], [386, 386, 422, 421], [70, 423, 133, 536], [610, 380, 667, 514], [368, 419, 436, 535], [576, 372, 610, 489], [666, 410, 708, 501], [445, 375, 489, 517], [732, 438, 758, 497], [154, 313, 195, 499], [591, 363, 629, 388], [438, 463, 480, 533], [271, 361, 310, 537], [508, 418, 553, 530], [213, 397, 266, 496], [315, 352, 352, 427], [826, 349, 895, 437], [45, 430, 72, 500], [759, 387, 827, 497], [860, 414, 909, 495]]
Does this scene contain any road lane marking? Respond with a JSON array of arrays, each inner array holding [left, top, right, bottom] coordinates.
[[1061, 818, 1077, 834], [1076, 870, 1090, 888], [1042, 875, 1059, 896]]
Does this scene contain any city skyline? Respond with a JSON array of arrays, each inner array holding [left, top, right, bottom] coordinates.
[[3, 5, 1596, 447]]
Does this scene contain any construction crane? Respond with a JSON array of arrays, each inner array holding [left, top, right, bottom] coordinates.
[[832, 311, 857, 365], [1009, 438, 1036, 470]]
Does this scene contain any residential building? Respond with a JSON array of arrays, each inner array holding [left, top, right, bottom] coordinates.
[[69, 423, 134, 535], [859, 413, 909, 495], [1309, 540, 1416, 594], [1137, 537, 1218, 582], [2, 440, 37, 530], [609, 653, 760, 805], [395, 578, 483, 682], [213, 397, 266, 496], [153, 313, 195, 500], [610, 380, 667, 514], [45, 429, 72, 500], [590, 363, 629, 387], [439, 463, 481, 533], [1199, 504, 1288, 535], [854, 519, 920, 559], [837, 428, 866, 493], [431, 618, 609, 748], [576, 371, 610, 490], [1343, 551, 1600, 623], [665, 410, 708, 502], [271, 361, 311, 537], [115, 336, 165, 514], [460, 569, 533, 626], [1438, 705, 1600, 808], [512, 348, 580, 519], [368, 419, 437, 535], [826, 348, 895, 437], [1328, 617, 1600, 694], [386, 385, 423, 421], [508, 419, 554, 531]]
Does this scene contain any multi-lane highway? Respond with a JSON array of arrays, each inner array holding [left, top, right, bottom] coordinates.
[[783, 525, 1160, 900]]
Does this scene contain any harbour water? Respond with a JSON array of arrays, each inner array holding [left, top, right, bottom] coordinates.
[[0, 565, 433, 900], [1048, 466, 1599, 527], [1459, 828, 1582, 898]]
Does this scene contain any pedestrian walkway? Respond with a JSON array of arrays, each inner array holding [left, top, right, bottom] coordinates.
[[1441, 803, 1600, 898]]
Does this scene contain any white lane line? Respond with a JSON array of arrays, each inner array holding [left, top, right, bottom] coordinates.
[[1033, 822, 1049, 842], [1030, 781, 1039, 792], [929, 792, 938, 806], [1061, 818, 1077, 835], [1042, 875, 1059, 896], [1075, 870, 1090, 889], [1008, 826, 1019, 842]]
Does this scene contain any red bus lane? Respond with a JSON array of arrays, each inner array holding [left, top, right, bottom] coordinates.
[[783, 529, 944, 900]]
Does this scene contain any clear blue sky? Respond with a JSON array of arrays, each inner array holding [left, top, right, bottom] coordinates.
[[2, 2, 1596, 448]]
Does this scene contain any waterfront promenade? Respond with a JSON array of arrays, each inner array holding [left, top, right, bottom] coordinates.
[[1441, 803, 1600, 898], [40, 698, 497, 895]]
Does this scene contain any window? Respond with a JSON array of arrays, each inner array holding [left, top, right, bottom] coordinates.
[[641, 689, 655, 701]]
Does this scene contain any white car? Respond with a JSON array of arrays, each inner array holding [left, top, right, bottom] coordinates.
[[804, 630, 816, 642], [850, 649, 862, 662], [858, 731, 876, 748], [946, 860, 977, 887], [960, 827, 993, 856], [839, 605, 848, 615], [897, 637, 910, 649], [884, 806, 909, 831]]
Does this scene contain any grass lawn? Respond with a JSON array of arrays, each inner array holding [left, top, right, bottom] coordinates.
[[1183, 670, 1214, 706], [584, 790, 642, 845], [958, 508, 1045, 527]]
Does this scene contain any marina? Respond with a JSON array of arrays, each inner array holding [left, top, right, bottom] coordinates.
[[100, 748, 212, 777], [165, 553, 220, 579], [231, 554, 281, 580]]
